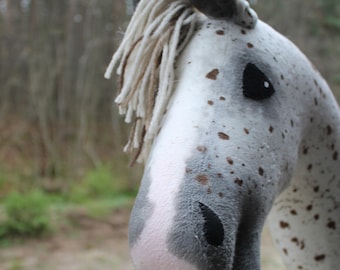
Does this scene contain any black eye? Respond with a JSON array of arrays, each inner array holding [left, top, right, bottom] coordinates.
[[242, 63, 275, 100]]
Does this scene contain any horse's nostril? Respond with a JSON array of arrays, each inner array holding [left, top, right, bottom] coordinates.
[[198, 202, 225, 246]]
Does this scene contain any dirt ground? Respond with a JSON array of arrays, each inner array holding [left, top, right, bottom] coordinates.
[[0, 207, 286, 270]]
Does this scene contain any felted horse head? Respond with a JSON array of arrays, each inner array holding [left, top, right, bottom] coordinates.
[[106, 0, 340, 269]]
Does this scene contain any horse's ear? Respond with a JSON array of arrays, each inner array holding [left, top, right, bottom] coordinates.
[[190, 0, 258, 29], [132, 1, 240, 19], [189, 0, 237, 18]]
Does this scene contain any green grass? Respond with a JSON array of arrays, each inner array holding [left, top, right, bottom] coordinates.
[[0, 190, 52, 238], [69, 164, 136, 202], [83, 196, 133, 219], [0, 162, 139, 242]]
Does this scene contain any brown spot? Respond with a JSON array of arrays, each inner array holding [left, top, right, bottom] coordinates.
[[314, 186, 320, 193], [314, 214, 319, 220], [197, 146, 207, 153], [326, 125, 333, 135], [207, 188, 212, 194], [327, 220, 336, 230], [216, 30, 225, 35], [226, 157, 234, 165], [302, 147, 309, 155], [219, 96, 226, 101], [218, 192, 224, 198], [300, 241, 305, 250], [207, 100, 214, 105], [244, 128, 249, 134], [241, 29, 246, 35], [196, 174, 208, 185], [218, 132, 230, 140], [269, 126, 274, 133], [333, 151, 338, 161], [217, 173, 223, 178], [282, 248, 288, 255], [291, 237, 299, 245], [280, 221, 290, 229], [298, 266, 303, 269], [206, 69, 219, 80], [314, 254, 326, 261], [290, 209, 297, 215], [314, 98, 318, 106], [258, 167, 264, 176], [307, 164, 313, 171], [234, 178, 243, 186], [306, 204, 313, 211], [280, 74, 284, 80], [247, 42, 254, 48]]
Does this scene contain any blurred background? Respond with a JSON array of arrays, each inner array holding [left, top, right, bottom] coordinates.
[[0, 0, 339, 269]]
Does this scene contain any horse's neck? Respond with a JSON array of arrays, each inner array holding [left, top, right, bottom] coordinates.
[[296, 77, 340, 200], [268, 78, 340, 269], [297, 77, 340, 190]]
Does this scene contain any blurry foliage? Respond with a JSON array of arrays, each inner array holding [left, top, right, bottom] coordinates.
[[69, 162, 138, 203], [0, 190, 51, 238], [320, 0, 340, 31], [70, 165, 120, 202], [0, 0, 134, 186], [0, 162, 136, 241], [77, 196, 133, 220]]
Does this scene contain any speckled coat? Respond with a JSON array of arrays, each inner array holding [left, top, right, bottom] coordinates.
[[127, 1, 340, 270]]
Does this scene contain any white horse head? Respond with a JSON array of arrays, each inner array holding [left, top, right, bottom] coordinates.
[[107, 1, 340, 269]]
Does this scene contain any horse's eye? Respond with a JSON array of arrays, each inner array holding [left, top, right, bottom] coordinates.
[[242, 63, 275, 100]]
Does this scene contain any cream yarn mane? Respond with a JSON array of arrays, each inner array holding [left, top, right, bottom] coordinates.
[[105, 0, 198, 164]]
